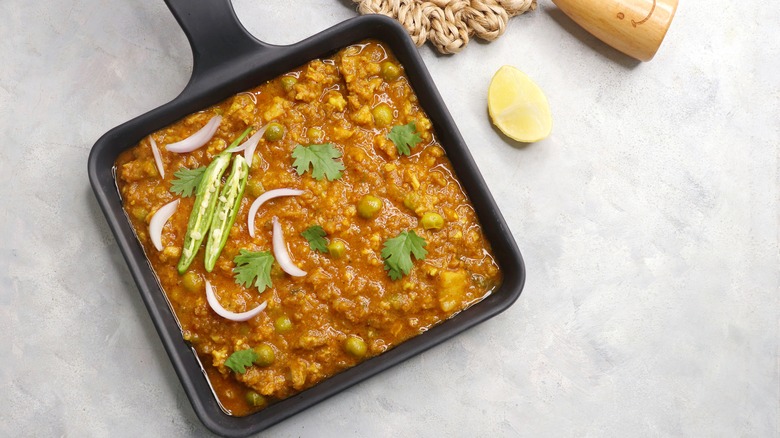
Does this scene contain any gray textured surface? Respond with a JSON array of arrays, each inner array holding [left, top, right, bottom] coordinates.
[[1, 0, 778, 436]]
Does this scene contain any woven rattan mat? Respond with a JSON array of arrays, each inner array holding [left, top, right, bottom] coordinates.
[[352, 0, 536, 54]]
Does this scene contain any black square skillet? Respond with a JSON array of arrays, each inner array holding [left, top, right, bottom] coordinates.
[[88, 0, 525, 435]]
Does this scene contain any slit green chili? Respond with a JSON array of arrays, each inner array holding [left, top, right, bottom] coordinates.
[[177, 153, 231, 274], [204, 154, 249, 272], [176, 127, 253, 274]]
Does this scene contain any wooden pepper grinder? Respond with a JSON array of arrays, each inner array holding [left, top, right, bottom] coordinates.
[[551, 0, 678, 61]]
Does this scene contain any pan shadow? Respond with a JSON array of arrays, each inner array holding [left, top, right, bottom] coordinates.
[[84, 186, 207, 432], [486, 108, 537, 150], [543, 4, 641, 70]]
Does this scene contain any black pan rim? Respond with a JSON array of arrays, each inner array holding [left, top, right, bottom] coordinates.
[[87, 5, 525, 437]]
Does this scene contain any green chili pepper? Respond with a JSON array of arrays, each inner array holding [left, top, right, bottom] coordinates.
[[204, 155, 249, 272], [177, 153, 231, 274], [176, 128, 252, 274], [225, 127, 253, 151]]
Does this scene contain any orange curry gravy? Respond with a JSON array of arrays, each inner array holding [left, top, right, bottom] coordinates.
[[115, 40, 500, 416]]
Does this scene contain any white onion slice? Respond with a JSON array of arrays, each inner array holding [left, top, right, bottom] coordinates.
[[272, 216, 307, 277], [165, 115, 222, 153], [149, 199, 179, 251], [149, 136, 164, 179], [224, 124, 267, 157], [205, 280, 267, 321], [247, 188, 305, 237], [243, 125, 269, 167], [224, 141, 247, 154]]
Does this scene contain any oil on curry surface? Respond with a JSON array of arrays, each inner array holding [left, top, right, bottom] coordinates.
[[115, 40, 500, 416]]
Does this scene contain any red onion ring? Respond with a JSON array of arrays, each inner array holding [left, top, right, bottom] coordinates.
[[149, 199, 179, 251], [224, 124, 268, 164], [205, 280, 267, 322], [247, 188, 304, 237], [165, 115, 222, 153], [243, 125, 269, 167], [272, 216, 307, 277], [149, 136, 164, 179]]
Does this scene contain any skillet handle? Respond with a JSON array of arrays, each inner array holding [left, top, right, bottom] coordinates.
[[164, 0, 269, 80]]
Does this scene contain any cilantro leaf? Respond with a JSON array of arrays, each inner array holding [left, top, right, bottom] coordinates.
[[169, 166, 206, 197], [291, 143, 345, 181], [224, 349, 258, 374], [233, 250, 274, 292], [381, 230, 428, 280], [301, 225, 328, 253], [387, 122, 422, 156]]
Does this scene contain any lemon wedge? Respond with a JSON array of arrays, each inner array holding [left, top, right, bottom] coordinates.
[[488, 65, 552, 143]]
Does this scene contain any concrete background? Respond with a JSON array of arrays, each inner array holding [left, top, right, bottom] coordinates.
[[1, 0, 777, 436]]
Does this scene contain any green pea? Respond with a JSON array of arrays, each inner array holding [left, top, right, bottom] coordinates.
[[357, 195, 383, 219], [253, 344, 275, 366], [274, 315, 293, 333], [403, 192, 420, 211], [421, 212, 444, 230], [264, 123, 285, 141], [246, 178, 265, 198], [344, 336, 367, 358], [380, 61, 401, 81], [281, 76, 297, 92], [371, 103, 393, 127], [181, 271, 203, 292], [246, 390, 267, 408], [307, 127, 323, 141], [327, 239, 346, 259], [131, 207, 149, 222]]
